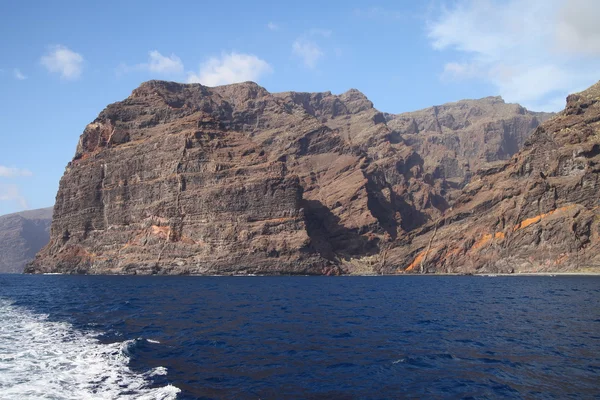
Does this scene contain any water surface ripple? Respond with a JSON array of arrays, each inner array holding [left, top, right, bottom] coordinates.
[[0, 275, 598, 399]]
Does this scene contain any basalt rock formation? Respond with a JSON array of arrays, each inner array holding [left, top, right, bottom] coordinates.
[[29, 81, 434, 274], [27, 80, 597, 275], [386, 81, 600, 274], [0, 207, 52, 273], [385, 97, 553, 187]]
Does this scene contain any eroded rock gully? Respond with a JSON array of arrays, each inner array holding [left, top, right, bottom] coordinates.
[[27, 80, 599, 274]]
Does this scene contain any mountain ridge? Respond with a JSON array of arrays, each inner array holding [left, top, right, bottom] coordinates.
[[26, 80, 597, 275], [387, 81, 600, 273], [0, 207, 53, 273]]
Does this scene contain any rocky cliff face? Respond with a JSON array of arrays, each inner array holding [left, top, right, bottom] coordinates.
[[27, 80, 596, 275], [386, 82, 600, 273], [29, 81, 438, 274], [0, 207, 52, 273], [385, 97, 553, 185]]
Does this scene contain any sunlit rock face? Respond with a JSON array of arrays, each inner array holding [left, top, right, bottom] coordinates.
[[385, 96, 553, 185], [387, 81, 600, 274], [28, 79, 596, 275]]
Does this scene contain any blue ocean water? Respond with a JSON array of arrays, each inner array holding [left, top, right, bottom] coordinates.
[[0, 275, 599, 399]]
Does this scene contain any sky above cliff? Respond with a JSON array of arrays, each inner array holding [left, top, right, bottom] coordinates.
[[1, 0, 599, 215]]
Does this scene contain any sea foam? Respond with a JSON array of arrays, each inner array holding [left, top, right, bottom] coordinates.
[[0, 298, 180, 399]]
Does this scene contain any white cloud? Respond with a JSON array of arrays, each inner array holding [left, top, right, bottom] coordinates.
[[187, 52, 273, 86], [292, 38, 323, 69], [309, 28, 332, 38], [13, 68, 26, 80], [291, 29, 332, 69], [146, 51, 183, 74], [354, 7, 405, 20], [118, 50, 184, 76], [0, 167, 33, 210], [267, 22, 279, 31], [0, 184, 28, 209], [428, 0, 600, 111], [441, 62, 482, 81], [0, 166, 32, 178], [555, 0, 600, 55], [41, 45, 84, 80]]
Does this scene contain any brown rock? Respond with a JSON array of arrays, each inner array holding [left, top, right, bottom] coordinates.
[[0, 207, 52, 273], [27, 80, 596, 275], [385, 97, 554, 186], [390, 81, 600, 274], [29, 81, 442, 274]]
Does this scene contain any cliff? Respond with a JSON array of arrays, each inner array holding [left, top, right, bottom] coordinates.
[[387, 81, 600, 273], [0, 207, 53, 273], [27, 80, 597, 274], [385, 97, 553, 187]]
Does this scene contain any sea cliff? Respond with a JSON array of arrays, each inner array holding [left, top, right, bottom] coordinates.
[[27, 80, 599, 274]]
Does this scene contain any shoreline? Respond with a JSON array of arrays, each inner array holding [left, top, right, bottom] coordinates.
[[18, 271, 600, 277]]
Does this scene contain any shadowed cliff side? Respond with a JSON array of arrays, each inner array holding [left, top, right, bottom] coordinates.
[[27, 79, 579, 275], [0, 207, 53, 273], [386, 81, 600, 274], [385, 97, 554, 200]]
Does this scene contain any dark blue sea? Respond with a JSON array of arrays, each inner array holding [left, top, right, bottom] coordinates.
[[0, 275, 599, 399]]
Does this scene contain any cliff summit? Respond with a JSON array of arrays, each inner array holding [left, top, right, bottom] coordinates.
[[27, 80, 599, 274]]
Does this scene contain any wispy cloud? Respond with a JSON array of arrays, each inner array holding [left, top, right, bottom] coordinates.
[[555, 0, 600, 55], [13, 68, 26, 80], [41, 45, 84, 80], [292, 28, 334, 69], [0, 166, 33, 178], [0, 166, 33, 210], [427, 0, 600, 111], [0, 184, 28, 209], [145, 51, 183, 74], [309, 28, 332, 38], [440, 62, 482, 81], [354, 7, 405, 20], [187, 52, 273, 86], [118, 50, 184, 76], [267, 22, 279, 31], [292, 38, 324, 69]]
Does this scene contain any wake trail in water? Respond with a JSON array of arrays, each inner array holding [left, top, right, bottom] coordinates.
[[0, 298, 180, 400]]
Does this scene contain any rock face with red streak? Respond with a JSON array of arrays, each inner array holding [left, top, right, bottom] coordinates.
[[27, 80, 596, 275], [388, 81, 600, 274]]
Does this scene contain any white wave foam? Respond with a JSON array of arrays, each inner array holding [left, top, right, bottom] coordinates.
[[145, 366, 169, 377], [0, 298, 180, 400]]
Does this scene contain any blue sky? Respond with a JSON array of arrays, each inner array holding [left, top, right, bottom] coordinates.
[[1, 0, 599, 215]]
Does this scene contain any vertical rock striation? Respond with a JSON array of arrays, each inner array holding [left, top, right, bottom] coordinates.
[[28, 79, 597, 275], [388, 81, 600, 273], [385, 97, 553, 187]]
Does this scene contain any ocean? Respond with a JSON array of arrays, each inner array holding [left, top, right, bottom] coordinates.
[[0, 275, 598, 399]]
